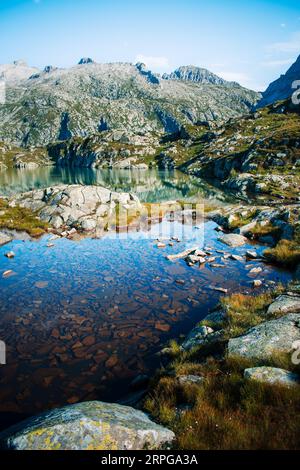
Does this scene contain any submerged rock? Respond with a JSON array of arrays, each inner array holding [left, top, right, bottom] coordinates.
[[228, 314, 300, 361], [0, 401, 175, 450], [244, 367, 299, 387]]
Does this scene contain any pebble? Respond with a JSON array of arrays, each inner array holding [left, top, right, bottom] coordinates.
[[230, 254, 244, 261], [253, 280, 263, 287], [249, 267, 263, 274], [246, 250, 258, 259], [35, 281, 49, 289], [209, 286, 228, 294], [2, 270, 14, 278]]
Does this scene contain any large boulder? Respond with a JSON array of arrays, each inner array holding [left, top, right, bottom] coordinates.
[[228, 314, 300, 361], [0, 401, 175, 450], [218, 233, 247, 247], [9, 185, 142, 233], [267, 295, 300, 315], [244, 367, 300, 387]]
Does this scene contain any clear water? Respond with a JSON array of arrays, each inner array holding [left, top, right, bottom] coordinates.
[[0, 168, 293, 426]]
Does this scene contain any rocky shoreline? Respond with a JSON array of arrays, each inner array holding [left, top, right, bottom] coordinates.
[[0, 281, 298, 450]]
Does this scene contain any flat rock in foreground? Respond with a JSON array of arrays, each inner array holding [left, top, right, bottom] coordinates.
[[0, 401, 175, 450], [244, 367, 300, 387], [228, 314, 300, 361]]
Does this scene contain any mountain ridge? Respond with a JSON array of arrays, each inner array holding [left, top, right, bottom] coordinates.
[[0, 60, 260, 147]]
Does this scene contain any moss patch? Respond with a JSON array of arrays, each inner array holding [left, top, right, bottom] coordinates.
[[0, 199, 49, 237]]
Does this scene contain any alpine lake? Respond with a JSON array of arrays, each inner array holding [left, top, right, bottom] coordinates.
[[0, 166, 294, 428]]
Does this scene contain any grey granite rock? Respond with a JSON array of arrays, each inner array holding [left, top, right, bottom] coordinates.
[[228, 314, 300, 361], [244, 367, 299, 387], [267, 295, 300, 315]]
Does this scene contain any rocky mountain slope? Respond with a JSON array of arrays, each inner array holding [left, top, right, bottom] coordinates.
[[0, 60, 259, 147], [180, 98, 300, 201], [257, 54, 300, 108]]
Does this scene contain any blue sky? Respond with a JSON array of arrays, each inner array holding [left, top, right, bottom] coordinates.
[[0, 0, 300, 90]]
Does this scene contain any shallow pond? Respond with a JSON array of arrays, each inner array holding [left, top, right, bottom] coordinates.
[[0, 168, 294, 427]]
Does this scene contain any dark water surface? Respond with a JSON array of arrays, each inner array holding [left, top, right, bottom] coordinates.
[[0, 168, 293, 426]]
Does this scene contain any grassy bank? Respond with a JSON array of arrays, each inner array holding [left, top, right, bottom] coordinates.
[[0, 199, 49, 237], [143, 288, 300, 450]]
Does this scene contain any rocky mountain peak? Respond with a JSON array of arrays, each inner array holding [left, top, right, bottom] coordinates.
[[43, 65, 55, 73], [162, 65, 233, 86], [78, 58, 94, 65], [135, 62, 160, 84], [257, 54, 300, 108]]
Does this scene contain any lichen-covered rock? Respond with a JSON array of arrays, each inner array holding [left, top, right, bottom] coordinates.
[[0, 401, 175, 450], [201, 309, 227, 327], [267, 295, 300, 315], [181, 325, 224, 351], [228, 314, 300, 361], [177, 375, 204, 385], [244, 367, 300, 387], [218, 233, 247, 247]]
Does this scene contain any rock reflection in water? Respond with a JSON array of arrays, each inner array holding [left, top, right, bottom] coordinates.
[[0, 167, 234, 204]]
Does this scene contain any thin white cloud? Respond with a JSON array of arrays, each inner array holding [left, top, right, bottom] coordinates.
[[280, 23, 286, 28], [261, 58, 294, 67], [216, 71, 264, 91], [266, 31, 300, 53], [135, 54, 170, 71], [216, 71, 250, 83]]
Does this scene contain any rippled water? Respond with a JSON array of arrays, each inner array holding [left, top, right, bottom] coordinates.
[[0, 168, 293, 427]]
